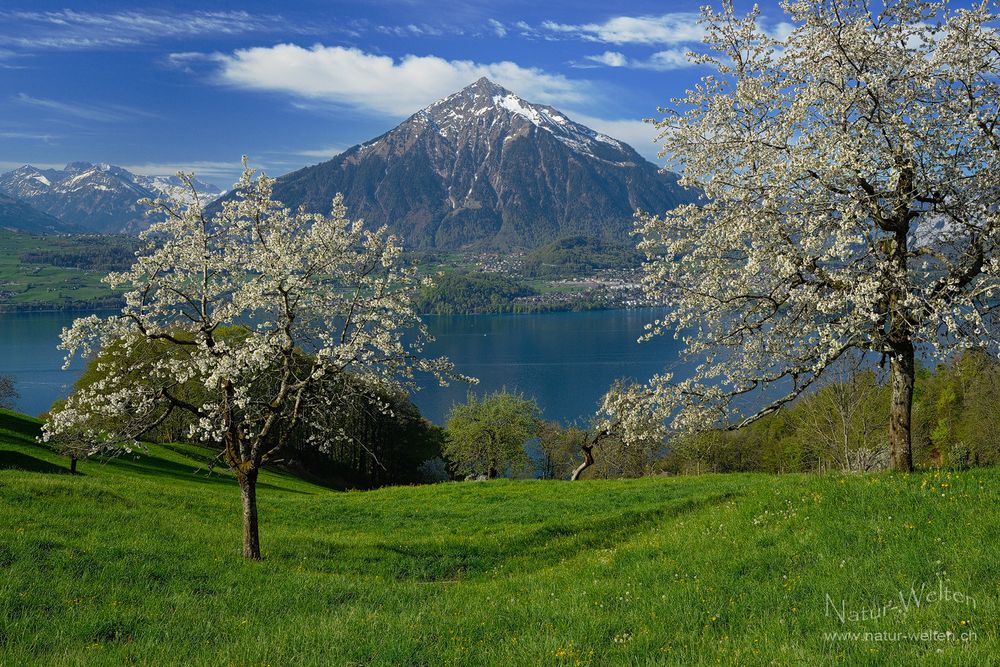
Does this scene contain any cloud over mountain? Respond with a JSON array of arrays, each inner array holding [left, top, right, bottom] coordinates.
[[240, 78, 694, 251], [194, 44, 591, 116]]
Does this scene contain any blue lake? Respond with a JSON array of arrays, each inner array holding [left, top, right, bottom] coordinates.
[[0, 308, 682, 425]]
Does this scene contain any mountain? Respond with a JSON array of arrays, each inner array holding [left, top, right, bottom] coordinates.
[[0, 163, 224, 234], [258, 78, 695, 250], [132, 173, 227, 204], [0, 192, 68, 234]]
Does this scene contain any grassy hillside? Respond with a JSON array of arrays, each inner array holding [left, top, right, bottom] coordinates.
[[1, 408, 998, 665], [0, 233, 126, 311]]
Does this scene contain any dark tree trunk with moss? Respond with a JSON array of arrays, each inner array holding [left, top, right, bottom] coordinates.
[[886, 214, 915, 473], [238, 468, 261, 560], [888, 342, 915, 472]]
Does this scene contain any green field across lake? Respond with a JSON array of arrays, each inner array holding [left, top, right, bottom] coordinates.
[[0, 234, 124, 312], [1, 408, 996, 665]]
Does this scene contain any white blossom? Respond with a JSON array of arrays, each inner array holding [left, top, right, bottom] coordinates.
[[604, 1, 1000, 455], [43, 159, 470, 474]]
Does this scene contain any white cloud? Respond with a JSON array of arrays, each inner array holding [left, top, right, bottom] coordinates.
[[488, 19, 507, 38], [200, 44, 591, 116], [543, 14, 704, 45], [644, 49, 692, 70], [121, 160, 241, 175], [295, 145, 348, 159], [771, 22, 796, 42], [513, 20, 538, 37], [13, 93, 158, 122], [568, 112, 663, 162], [543, 13, 793, 47], [120, 160, 251, 185], [583, 48, 693, 71], [0, 9, 301, 51], [0, 131, 59, 142], [375, 24, 444, 38], [585, 51, 629, 67]]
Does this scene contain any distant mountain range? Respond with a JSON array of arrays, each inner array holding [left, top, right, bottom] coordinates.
[[4, 79, 693, 247], [230, 77, 695, 251], [0, 162, 223, 234], [0, 192, 68, 234]]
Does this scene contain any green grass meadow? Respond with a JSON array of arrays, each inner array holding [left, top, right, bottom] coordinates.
[[0, 235, 114, 309], [1, 408, 998, 665]]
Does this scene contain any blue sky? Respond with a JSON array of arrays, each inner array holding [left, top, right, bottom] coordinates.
[[0, 1, 793, 187]]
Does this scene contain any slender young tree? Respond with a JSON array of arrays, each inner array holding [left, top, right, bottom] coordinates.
[[607, 0, 1000, 471], [43, 159, 462, 559]]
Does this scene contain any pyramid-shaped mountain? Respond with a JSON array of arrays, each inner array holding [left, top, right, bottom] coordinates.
[[268, 78, 695, 250]]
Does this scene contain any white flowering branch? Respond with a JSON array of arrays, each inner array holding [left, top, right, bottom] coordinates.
[[43, 158, 469, 558], [603, 0, 1000, 471]]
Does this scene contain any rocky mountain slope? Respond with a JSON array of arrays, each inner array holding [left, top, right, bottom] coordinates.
[[0, 193, 67, 234], [0, 163, 223, 234], [260, 78, 695, 250]]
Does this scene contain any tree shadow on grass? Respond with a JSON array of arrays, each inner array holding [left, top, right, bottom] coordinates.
[[159, 443, 330, 490], [0, 450, 68, 474], [0, 410, 42, 445], [283, 490, 741, 581], [104, 455, 314, 495]]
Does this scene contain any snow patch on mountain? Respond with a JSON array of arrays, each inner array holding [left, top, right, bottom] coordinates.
[[257, 76, 692, 251], [360, 78, 632, 165], [0, 162, 224, 233]]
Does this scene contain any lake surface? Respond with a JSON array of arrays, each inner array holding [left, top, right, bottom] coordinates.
[[0, 309, 682, 425]]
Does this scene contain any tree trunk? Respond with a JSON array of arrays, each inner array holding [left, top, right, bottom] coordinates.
[[570, 444, 594, 481], [70, 456, 78, 475], [889, 342, 915, 472], [238, 468, 261, 560]]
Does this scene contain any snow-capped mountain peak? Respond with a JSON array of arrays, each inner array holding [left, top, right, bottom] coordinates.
[[256, 77, 692, 250], [388, 78, 628, 164], [0, 162, 225, 233]]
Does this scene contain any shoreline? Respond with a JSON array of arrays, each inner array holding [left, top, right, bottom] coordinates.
[[0, 303, 667, 317], [0, 304, 123, 315]]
